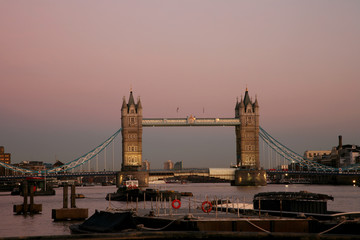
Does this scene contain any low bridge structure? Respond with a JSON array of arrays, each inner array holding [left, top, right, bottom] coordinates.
[[148, 168, 236, 182]]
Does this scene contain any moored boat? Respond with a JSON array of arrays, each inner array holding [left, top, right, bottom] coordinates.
[[19, 177, 55, 196], [106, 177, 182, 201]]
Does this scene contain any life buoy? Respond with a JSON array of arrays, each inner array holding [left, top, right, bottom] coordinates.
[[201, 201, 212, 213], [172, 199, 181, 209]]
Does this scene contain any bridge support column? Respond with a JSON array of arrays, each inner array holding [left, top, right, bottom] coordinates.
[[116, 171, 149, 188], [233, 169, 267, 186], [234, 89, 260, 171], [121, 91, 143, 172]]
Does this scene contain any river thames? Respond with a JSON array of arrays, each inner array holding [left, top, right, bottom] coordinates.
[[1, 183, 360, 238]]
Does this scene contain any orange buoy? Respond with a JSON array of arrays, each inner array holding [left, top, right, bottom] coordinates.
[[172, 199, 181, 209], [201, 201, 212, 213]]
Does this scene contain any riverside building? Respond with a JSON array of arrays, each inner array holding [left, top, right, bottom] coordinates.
[[0, 146, 11, 176], [305, 136, 360, 169]]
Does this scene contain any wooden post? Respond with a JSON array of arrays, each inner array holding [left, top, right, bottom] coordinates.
[[71, 185, 76, 208], [23, 181, 28, 214], [188, 197, 191, 213], [63, 183, 68, 209], [29, 184, 34, 213], [169, 197, 171, 216], [126, 193, 128, 208], [237, 198, 240, 217], [144, 192, 146, 209], [243, 196, 246, 214], [136, 197, 138, 214], [232, 196, 234, 213], [169, 197, 172, 216], [258, 198, 261, 217], [164, 197, 166, 215], [160, 194, 163, 213], [215, 196, 218, 218], [206, 195, 209, 215], [156, 197, 159, 216], [226, 197, 228, 215]]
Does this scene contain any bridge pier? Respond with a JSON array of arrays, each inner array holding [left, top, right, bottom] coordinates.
[[233, 169, 267, 186], [116, 171, 149, 188]]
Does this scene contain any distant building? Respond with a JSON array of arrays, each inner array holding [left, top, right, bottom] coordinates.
[[44, 163, 53, 169], [304, 150, 331, 160], [306, 136, 360, 169], [53, 160, 65, 168], [14, 161, 46, 172], [0, 146, 11, 176], [174, 161, 183, 170], [141, 159, 150, 170], [288, 162, 301, 171], [164, 160, 174, 170]]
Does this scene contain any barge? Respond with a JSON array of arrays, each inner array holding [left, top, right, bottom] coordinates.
[[253, 191, 334, 215], [71, 191, 360, 236], [106, 178, 182, 202], [106, 188, 182, 202]]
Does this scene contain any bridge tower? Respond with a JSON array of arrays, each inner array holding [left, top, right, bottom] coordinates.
[[235, 88, 260, 169], [234, 88, 265, 186], [119, 91, 149, 187], [121, 91, 143, 171]]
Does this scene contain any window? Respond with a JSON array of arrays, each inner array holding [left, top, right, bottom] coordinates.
[[128, 134, 137, 139], [127, 146, 137, 152], [129, 117, 137, 125]]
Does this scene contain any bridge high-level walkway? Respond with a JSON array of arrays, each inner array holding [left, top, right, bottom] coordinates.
[[142, 118, 240, 127]]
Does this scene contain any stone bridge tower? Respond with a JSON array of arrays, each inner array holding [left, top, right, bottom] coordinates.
[[234, 89, 265, 186], [121, 91, 143, 171], [235, 88, 260, 169]]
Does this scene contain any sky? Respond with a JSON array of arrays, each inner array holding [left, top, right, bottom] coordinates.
[[1, 1, 359, 170]]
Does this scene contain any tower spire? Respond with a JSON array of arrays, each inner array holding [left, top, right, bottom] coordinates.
[[128, 90, 135, 106]]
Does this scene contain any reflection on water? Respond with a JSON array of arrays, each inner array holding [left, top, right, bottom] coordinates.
[[0, 183, 359, 237]]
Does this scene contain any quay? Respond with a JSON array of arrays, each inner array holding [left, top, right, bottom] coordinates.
[[2, 231, 360, 240], [4, 231, 360, 240]]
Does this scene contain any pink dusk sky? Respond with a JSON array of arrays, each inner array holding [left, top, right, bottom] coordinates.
[[1, 1, 359, 169]]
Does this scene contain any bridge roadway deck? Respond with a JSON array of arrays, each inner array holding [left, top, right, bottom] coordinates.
[[142, 118, 241, 127]]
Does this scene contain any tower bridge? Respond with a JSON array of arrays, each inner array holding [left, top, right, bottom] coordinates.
[[1, 88, 359, 186], [120, 89, 263, 186]]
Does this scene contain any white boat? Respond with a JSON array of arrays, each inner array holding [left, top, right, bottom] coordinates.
[[149, 180, 166, 185]]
